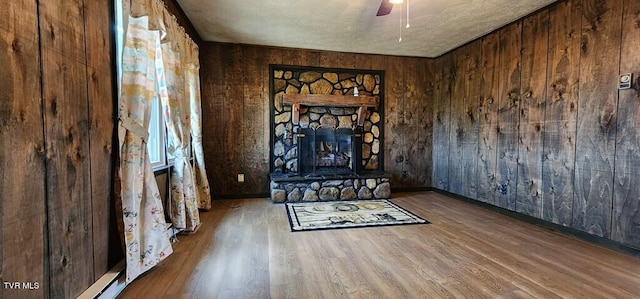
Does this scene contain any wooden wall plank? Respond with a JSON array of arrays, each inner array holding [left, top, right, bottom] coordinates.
[[84, 0, 111, 71], [403, 57, 431, 187], [318, 52, 338, 68], [222, 44, 245, 195], [242, 46, 266, 194], [0, 0, 39, 41], [282, 48, 320, 66], [319, 51, 338, 68], [317, 51, 363, 69], [42, 50, 94, 299], [336, 52, 357, 69], [402, 56, 418, 185], [461, 40, 482, 199], [448, 48, 467, 194], [201, 44, 227, 107], [318, 52, 359, 71], [200, 43, 227, 195], [516, 10, 549, 218], [432, 54, 452, 190], [39, 0, 86, 63], [0, 22, 46, 299], [84, 0, 115, 279], [477, 34, 500, 205], [421, 59, 435, 188], [355, 54, 375, 70], [40, 0, 95, 297], [368, 54, 387, 72], [572, 0, 622, 237], [542, 0, 581, 226], [495, 23, 522, 210], [612, 0, 640, 248], [384, 56, 405, 186], [201, 43, 226, 194], [87, 65, 114, 278], [338, 52, 358, 69], [241, 46, 283, 195]]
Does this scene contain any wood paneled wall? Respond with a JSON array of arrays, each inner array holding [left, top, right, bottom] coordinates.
[[1, 0, 116, 298], [200, 44, 434, 197], [612, 0, 640, 250], [432, 0, 640, 249], [1, 1, 45, 298]]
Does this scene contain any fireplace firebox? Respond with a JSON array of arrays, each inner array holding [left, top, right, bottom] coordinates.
[[297, 127, 362, 176]]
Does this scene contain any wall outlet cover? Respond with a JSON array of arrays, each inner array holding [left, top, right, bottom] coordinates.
[[619, 73, 632, 89]]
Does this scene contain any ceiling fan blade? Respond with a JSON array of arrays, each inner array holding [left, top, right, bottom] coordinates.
[[376, 0, 393, 16]]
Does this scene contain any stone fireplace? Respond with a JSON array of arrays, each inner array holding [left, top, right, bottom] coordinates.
[[269, 65, 391, 202]]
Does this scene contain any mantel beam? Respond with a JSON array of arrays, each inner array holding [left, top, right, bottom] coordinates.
[[283, 94, 379, 125], [283, 94, 379, 108]]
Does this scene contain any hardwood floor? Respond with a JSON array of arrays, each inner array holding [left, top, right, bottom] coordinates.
[[118, 192, 640, 298]]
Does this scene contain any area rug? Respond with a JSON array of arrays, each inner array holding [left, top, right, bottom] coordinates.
[[286, 199, 429, 231]]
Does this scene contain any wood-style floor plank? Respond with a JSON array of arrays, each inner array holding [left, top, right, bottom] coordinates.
[[118, 192, 640, 299]]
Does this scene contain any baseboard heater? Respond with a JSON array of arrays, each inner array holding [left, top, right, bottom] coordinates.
[[77, 260, 126, 299]]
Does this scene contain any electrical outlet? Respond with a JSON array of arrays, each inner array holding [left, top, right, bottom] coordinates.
[[237, 173, 245, 183], [619, 73, 633, 89]]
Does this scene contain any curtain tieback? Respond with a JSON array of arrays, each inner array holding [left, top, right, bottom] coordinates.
[[175, 147, 189, 160], [120, 116, 149, 142]]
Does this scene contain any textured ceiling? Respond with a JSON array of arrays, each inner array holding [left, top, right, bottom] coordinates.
[[176, 0, 557, 58]]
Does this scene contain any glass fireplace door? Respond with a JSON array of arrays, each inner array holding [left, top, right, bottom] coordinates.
[[298, 128, 315, 175], [297, 127, 360, 176], [335, 128, 355, 174]]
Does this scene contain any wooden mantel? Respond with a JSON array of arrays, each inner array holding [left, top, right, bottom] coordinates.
[[282, 94, 379, 126]]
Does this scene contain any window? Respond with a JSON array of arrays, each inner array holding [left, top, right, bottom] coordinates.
[[147, 98, 167, 168], [115, 0, 177, 170]]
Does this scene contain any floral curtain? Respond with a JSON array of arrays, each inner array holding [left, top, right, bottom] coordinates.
[[116, 0, 211, 282], [184, 30, 212, 210], [116, 2, 173, 284], [156, 13, 200, 230]]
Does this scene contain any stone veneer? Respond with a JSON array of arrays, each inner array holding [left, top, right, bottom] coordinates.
[[270, 175, 391, 203], [271, 66, 384, 174]]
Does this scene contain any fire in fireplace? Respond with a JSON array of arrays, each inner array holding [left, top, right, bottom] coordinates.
[[297, 127, 362, 176]]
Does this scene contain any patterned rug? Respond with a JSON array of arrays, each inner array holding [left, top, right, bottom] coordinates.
[[286, 199, 429, 231]]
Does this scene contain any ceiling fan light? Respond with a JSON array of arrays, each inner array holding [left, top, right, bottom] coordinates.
[[389, 0, 403, 4]]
